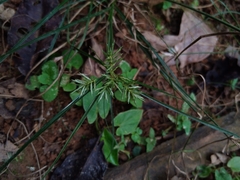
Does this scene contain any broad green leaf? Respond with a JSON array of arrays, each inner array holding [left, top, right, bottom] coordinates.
[[130, 97, 143, 108], [114, 90, 127, 102], [60, 74, 70, 87], [182, 117, 191, 136], [101, 129, 118, 166], [195, 165, 212, 178], [114, 109, 143, 136], [125, 69, 137, 79], [119, 60, 131, 73], [70, 92, 82, 106], [63, 50, 83, 70], [215, 167, 232, 180], [40, 82, 59, 102], [38, 73, 52, 85], [227, 157, 240, 172], [119, 61, 138, 79], [62, 82, 76, 92], [98, 96, 110, 119], [41, 60, 59, 80], [83, 91, 98, 124], [25, 76, 40, 90]]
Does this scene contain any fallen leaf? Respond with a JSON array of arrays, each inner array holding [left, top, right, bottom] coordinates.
[[174, 11, 218, 68], [82, 37, 104, 77], [143, 11, 218, 68], [0, 140, 18, 162], [8, 0, 62, 75]]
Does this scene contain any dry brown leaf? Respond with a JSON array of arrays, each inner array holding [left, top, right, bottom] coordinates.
[[82, 37, 104, 77], [173, 11, 218, 68], [143, 11, 218, 68], [142, 31, 181, 51], [0, 140, 18, 162]]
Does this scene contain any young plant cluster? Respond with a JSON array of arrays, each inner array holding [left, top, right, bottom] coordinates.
[[25, 46, 157, 165], [167, 93, 196, 136], [25, 50, 83, 102], [194, 156, 240, 180]]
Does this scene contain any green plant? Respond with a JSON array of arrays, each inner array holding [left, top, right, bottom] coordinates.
[[167, 93, 196, 136], [2, 1, 240, 179], [230, 78, 238, 90], [194, 156, 240, 179], [25, 50, 83, 102], [101, 110, 157, 165]]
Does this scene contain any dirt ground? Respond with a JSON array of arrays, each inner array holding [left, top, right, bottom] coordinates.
[[0, 0, 240, 179]]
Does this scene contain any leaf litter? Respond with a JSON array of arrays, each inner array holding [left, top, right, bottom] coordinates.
[[7, 0, 62, 75], [143, 11, 218, 68]]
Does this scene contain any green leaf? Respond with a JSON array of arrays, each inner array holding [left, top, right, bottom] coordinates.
[[162, 1, 172, 10], [132, 146, 142, 157], [182, 117, 191, 136], [60, 74, 70, 87], [70, 91, 82, 106], [227, 157, 240, 172], [83, 91, 98, 124], [215, 167, 232, 180], [41, 60, 59, 80], [62, 82, 76, 92], [230, 78, 238, 90], [167, 114, 176, 123], [120, 61, 131, 73], [195, 165, 212, 178], [146, 128, 156, 152], [40, 82, 59, 102], [25, 76, 41, 90], [119, 60, 138, 79], [130, 97, 143, 108], [149, 128, 155, 139], [114, 90, 127, 102], [63, 50, 83, 70], [98, 96, 110, 119], [38, 73, 52, 85], [114, 109, 143, 136], [101, 129, 118, 166], [146, 137, 156, 152], [182, 101, 190, 113]]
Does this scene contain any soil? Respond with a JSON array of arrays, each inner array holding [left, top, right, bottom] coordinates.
[[0, 0, 240, 180]]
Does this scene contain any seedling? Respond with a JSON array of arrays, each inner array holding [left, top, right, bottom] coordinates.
[[194, 156, 240, 179], [25, 50, 83, 102], [101, 109, 157, 165], [229, 78, 238, 90], [167, 93, 196, 136], [146, 128, 157, 152]]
